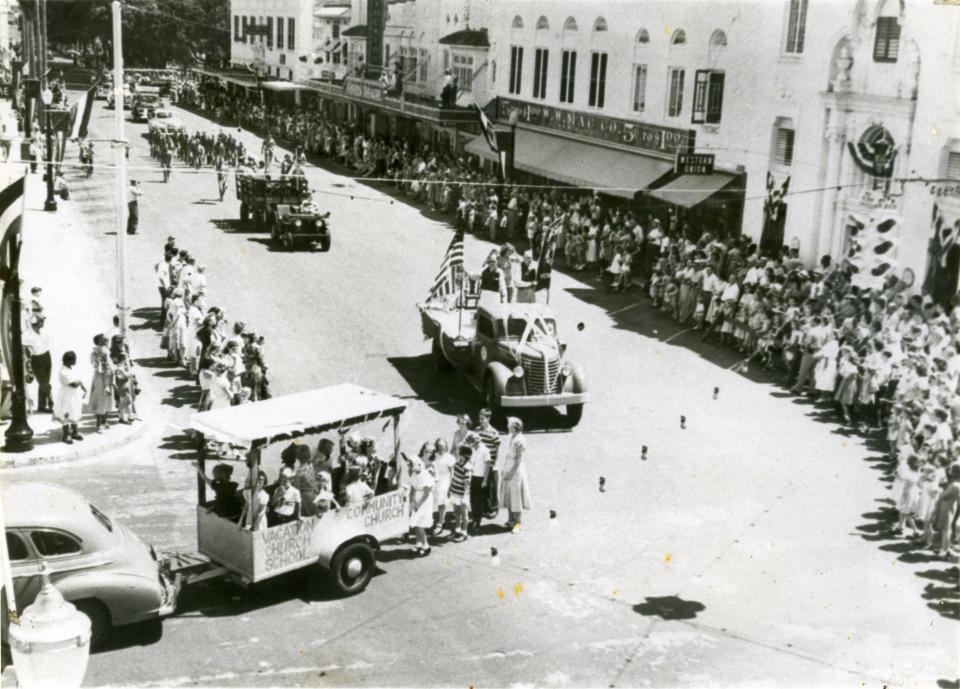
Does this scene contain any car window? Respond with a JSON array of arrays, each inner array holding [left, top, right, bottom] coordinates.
[[30, 531, 82, 557], [6, 532, 30, 561]]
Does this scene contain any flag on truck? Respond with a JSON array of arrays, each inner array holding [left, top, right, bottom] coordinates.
[[535, 217, 562, 292], [68, 81, 98, 141], [426, 229, 464, 301]]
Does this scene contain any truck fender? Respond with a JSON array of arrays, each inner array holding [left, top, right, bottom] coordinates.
[[484, 361, 512, 396], [317, 534, 380, 570], [562, 362, 588, 394]]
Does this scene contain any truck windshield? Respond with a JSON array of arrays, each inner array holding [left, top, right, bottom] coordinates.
[[504, 317, 557, 341]]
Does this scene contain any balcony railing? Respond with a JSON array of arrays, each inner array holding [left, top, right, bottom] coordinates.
[[301, 75, 478, 124]]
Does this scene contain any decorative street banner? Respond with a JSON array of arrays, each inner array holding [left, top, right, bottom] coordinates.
[[922, 201, 960, 303], [847, 125, 897, 178], [497, 97, 695, 158], [844, 213, 899, 289], [759, 172, 789, 256]]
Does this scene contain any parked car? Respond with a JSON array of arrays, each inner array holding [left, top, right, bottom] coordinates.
[[1, 482, 178, 649]]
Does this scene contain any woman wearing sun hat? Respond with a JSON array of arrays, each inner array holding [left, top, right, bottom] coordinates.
[[500, 418, 531, 534]]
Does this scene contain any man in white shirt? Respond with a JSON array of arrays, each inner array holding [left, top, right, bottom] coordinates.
[[156, 253, 172, 324], [24, 314, 52, 413], [464, 432, 491, 534], [126, 180, 142, 235]]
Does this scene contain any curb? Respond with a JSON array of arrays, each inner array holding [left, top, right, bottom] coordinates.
[[0, 421, 148, 469]]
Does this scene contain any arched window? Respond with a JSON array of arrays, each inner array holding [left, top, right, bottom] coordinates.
[[636, 28, 650, 44], [563, 16, 578, 32], [710, 29, 727, 47], [536, 16, 549, 31], [512, 15, 524, 30], [671, 29, 686, 45], [593, 17, 607, 32]]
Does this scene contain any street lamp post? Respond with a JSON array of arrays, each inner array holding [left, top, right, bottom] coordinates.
[[40, 86, 56, 211]]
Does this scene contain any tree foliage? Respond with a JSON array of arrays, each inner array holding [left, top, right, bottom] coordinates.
[[44, 0, 229, 68]]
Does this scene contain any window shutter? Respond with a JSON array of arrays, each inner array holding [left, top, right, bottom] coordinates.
[[691, 70, 708, 123], [277, 16, 283, 50], [794, 0, 808, 52], [776, 128, 795, 166], [597, 53, 607, 108], [568, 51, 576, 103], [706, 71, 724, 124], [267, 17, 273, 49], [517, 47, 524, 94], [873, 17, 900, 62], [533, 49, 542, 98], [633, 65, 646, 112], [540, 50, 549, 99], [947, 151, 960, 181], [289, 18, 295, 50], [589, 53, 599, 106], [559, 51, 568, 102]]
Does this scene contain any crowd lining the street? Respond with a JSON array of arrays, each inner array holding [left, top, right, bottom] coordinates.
[[138, 77, 960, 559]]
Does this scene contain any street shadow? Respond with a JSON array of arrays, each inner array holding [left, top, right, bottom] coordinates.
[[937, 679, 959, 689], [387, 354, 477, 419], [633, 595, 705, 620], [130, 306, 161, 331], [211, 218, 261, 235], [158, 432, 199, 460], [162, 384, 199, 409], [192, 199, 219, 205], [97, 618, 163, 654]]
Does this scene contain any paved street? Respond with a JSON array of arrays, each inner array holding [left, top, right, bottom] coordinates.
[[4, 100, 956, 688]]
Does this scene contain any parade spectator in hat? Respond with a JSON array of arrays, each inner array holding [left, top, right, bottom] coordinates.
[[23, 313, 52, 414]]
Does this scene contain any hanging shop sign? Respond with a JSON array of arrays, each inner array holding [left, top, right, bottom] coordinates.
[[498, 97, 695, 158], [674, 152, 715, 175], [847, 125, 897, 178]]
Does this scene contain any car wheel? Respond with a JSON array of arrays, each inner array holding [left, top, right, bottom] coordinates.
[[432, 338, 452, 372], [318, 236, 331, 252], [74, 599, 111, 651], [329, 542, 375, 596], [566, 404, 584, 428], [239, 202, 249, 225]]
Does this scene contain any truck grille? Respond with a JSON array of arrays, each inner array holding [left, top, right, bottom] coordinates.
[[521, 354, 560, 394]]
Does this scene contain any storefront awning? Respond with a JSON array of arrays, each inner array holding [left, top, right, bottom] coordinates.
[[647, 172, 738, 208], [260, 80, 306, 92], [466, 129, 672, 199]]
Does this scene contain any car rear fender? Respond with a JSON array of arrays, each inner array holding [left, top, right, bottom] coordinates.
[[51, 570, 164, 626]]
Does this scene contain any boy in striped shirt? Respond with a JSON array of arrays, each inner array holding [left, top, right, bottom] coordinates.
[[448, 445, 473, 542]]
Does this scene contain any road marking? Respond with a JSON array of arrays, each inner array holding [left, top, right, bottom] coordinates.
[[608, 302, 642, 317], [663, 328, 691, 343]]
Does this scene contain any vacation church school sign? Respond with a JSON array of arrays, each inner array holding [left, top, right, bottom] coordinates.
[[497, 97, 696, 158]]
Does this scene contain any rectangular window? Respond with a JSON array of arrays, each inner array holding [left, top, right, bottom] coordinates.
[[279, 53, 286, 65], [775, 127, 795, 166], [947, 151, 960, 181], [532, 48, 549, 99], [332, 21, 340, 39], [288, 18, 295, 51], [631, 64, 647, 112], [277, 16, 283, 50], [559, 50, 576, 104], [266, 17, 273, 49], [419, 48, 429, 83], [785, 0, 808, 53], [234, 15, 240, 42], [667, 67, 684, 118], [241, 16, 247, 43], [691, 70, 724, 124], [588, 52, 607, 108], [873, 17, 900, 62], [453, 53, 474, 93], [509, 45, 523, 95]]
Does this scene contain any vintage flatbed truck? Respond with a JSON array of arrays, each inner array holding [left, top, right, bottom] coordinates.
[[419, 300, 588, 427]]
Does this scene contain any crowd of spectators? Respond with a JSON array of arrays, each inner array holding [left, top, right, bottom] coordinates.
[[170, 76, 959, 558]]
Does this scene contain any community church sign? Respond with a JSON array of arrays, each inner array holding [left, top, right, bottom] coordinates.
[[498, 97, 695, 158]]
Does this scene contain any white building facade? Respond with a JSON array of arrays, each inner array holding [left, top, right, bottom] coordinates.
[[229, 0, 315, 81]]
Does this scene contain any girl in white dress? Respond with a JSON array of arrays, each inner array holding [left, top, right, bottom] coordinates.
[[814, 329, 839, 401], [54, 351, 86, 444], [407, 456, 436, 556], [893, 454, 921, 535]]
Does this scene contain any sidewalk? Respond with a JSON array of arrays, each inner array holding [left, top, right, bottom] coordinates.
[[0, 167, 147, 468]]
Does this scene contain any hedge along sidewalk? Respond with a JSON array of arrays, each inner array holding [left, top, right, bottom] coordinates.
[[0, 166, 149, 468]]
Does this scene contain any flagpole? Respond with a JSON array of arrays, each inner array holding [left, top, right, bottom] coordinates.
[[112, 0, 128, 336], [457, 267, 464, 337]]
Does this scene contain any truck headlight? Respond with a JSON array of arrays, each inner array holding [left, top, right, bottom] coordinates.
[[294, 220, 302, 227], [561, 364, 572, 378], [512, 366, 524, 379]]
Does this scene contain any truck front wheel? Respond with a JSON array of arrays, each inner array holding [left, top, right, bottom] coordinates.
[[432, 338, 452, 371], [566, 404, 584, 428], [240, 202, 249, 225], [329, 542, 375, 596], [318, 235, 331, 252]]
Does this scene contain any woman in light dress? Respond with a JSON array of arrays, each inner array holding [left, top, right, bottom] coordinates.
[[500, 417, 532, 534], [814, 326, 839, 403], [88, 334, 114, 432], [407, 455, 435, 556], [430, 438, 455, 536]]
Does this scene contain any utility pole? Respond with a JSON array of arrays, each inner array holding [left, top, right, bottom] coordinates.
[[112, 0, 127, 335]]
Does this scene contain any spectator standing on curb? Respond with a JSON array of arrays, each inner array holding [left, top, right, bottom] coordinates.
[[464, 431, 491, 534], [447, 445, 473, 542], [88, 334, 114, 432], [54, 351, 85, 444], [23, 314, 52, 413]]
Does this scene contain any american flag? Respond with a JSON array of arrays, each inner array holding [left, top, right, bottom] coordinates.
[[471, 103, 499, 153], [932, 202, 958, 268], [426, 229, 464, 301]]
